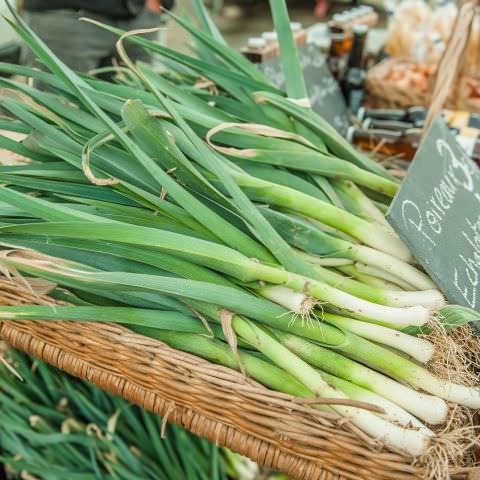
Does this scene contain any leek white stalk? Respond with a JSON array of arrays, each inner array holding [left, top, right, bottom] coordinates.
[[274, 330, 449, 425], [324, 313, 435, 363], [309, 264, 445, 309], [259, 208, 434, 290], [233, 317, 431, 456], [352, 245, 437, 290], [395, 364, 480, 408], [336, 264, 404, 290], [279, 271, 430, 327], [380, 290, 444, 309], [320, 371, 433, 433], [354, 263, 417, 291], [257, 280, 443, 332], [334, 247, 435, 291], [329, 328, 480, 409], [258, 265, 431, 326], [258, 285, 309, 315]]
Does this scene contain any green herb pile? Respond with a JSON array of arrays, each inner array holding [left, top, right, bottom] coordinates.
[[0, 348, 262, 480]]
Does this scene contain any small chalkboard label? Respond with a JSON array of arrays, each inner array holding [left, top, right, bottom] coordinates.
[[260, 44, 350, 136], [387, 117, 480, 311]]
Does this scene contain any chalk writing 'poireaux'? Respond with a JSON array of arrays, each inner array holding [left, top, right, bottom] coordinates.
[[388, 118, 480, 311]]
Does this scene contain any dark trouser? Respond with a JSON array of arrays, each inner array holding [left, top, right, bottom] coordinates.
[[21, 8, 163, 73]]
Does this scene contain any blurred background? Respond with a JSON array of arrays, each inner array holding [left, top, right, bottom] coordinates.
[[0, 1, 397, 61]]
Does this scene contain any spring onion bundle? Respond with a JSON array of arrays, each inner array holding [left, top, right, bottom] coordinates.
[[0, 348, 267, 480], [0, 1, 478, 470]]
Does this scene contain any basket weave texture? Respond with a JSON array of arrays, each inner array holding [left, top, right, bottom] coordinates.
[[365, 58, 434, 109], [365, 57, 478, 111], [0, 277, 473, 480]]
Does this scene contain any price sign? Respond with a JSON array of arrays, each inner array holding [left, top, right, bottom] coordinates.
[[387, 117, 480, 311], [260, 44, 350, 136]]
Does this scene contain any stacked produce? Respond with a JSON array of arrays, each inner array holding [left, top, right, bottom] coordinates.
[[382, 61, 435, 93], [373, 0, 479, 110], [0, 348, 270, 480], [385, 0, 456, 64], [0, 2, 478, 477]]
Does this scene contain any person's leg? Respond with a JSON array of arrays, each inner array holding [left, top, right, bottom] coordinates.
[[21, 9, 117, 73]]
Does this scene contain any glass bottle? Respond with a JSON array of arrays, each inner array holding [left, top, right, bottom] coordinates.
[[328, 25, 352, 81], [242, 37, 268, 64], [362, 118, 415, 133], [357, 107, 407, 122], [357, 106, 427, 127], [347, 127, 421, 160], [343, 24, 368, 113]]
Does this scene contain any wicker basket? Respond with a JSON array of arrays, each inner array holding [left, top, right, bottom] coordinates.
[[367, 1, 479, 113], [365, 58, 434, 109], [0, 277, 479, 480], [365, 60, 478, 112], [456, 75, 480, 112]]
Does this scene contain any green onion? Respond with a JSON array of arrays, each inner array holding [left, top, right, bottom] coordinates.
[[0, 349, 238, 479]]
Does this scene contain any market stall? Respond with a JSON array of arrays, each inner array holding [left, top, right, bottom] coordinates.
[[0, 1, 479, 479]]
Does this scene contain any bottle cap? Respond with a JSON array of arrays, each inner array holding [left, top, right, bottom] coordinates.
[[385, 0, 396, 15], [247, 37, 267, 49], [357, 106, 366, 121], [408, 106, 427, 122], [353, 24, 369, 35], [341, 12, 356, 21], [362, 118, 372, 129], [262, 31, 278, 43], [346, 126, 356, 143]]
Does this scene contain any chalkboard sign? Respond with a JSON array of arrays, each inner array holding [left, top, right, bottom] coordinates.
[[387, 118, 480, 312], [259, 44, 350, 136]]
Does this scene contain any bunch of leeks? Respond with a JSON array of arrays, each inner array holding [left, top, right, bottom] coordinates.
[[0, 0, 478, 464]]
